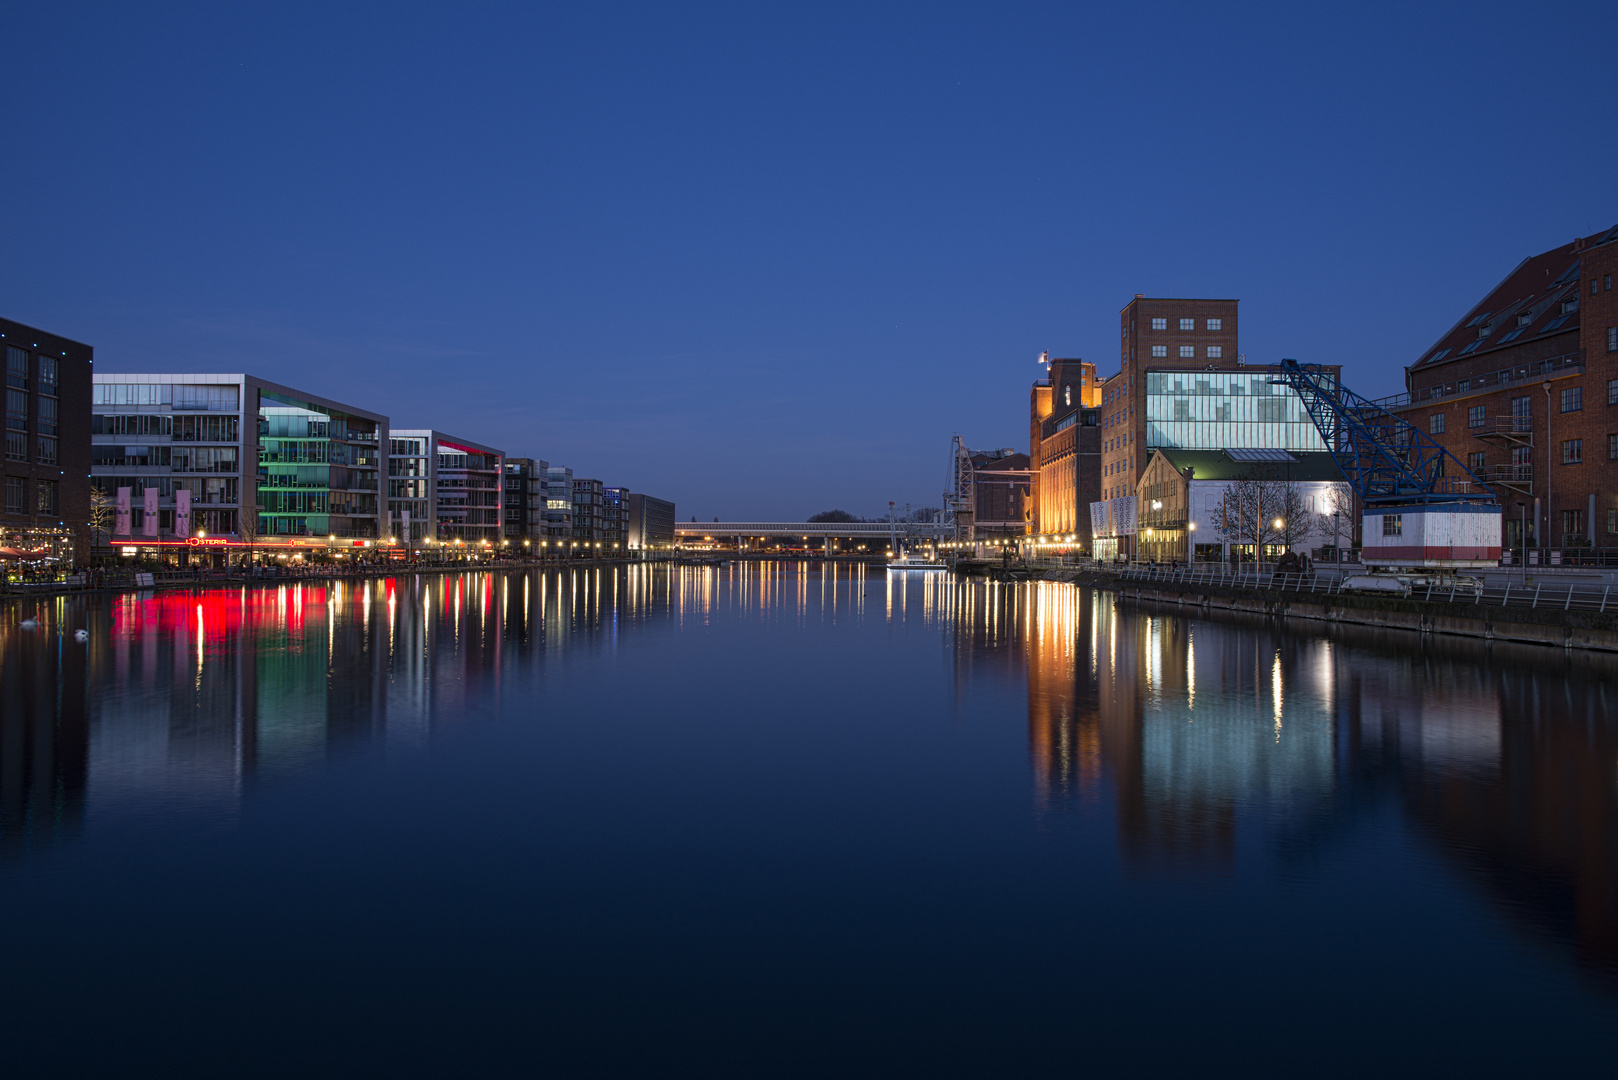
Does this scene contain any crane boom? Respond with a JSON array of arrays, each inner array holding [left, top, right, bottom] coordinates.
[[1272, 359, 1495, 506], [1271, 359, 1501, 571]]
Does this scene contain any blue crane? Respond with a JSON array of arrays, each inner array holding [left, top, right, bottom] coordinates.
[[1271, 359, 1496, 507]]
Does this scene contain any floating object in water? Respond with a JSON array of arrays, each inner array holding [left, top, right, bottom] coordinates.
[[74, 629, 89, 642], [19, 618, 38, 630]]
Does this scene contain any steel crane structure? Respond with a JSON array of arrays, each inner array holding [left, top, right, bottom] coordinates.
[[1270, 359, 1502, 570]]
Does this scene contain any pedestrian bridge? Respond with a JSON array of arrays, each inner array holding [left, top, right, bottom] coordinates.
[[675, 521, 951, 541]]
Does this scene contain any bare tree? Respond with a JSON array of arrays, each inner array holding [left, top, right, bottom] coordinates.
[[88, 484, 113, 551], [1312, 483, 1356, 561], [236, 504, 260, 565], [1214, 468, 1314, 562]]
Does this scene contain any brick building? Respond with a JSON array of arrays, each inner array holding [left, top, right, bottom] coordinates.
[[2, 316, 92, 561], [1394, 224, 1618, 553], [1028, 357, 1100, 544]]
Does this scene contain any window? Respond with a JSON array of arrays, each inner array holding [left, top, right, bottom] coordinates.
[[1607, 275, 1613, 291], [1611, 508, 1618, 535], [1563, 509, 1585, 541], [1595, 279, 1601, 297], [1610, 379, 1618, 405], [1207, 346, 1222, 359], [1206, 318, 1222, 330], [1468, 405, 1486, 429], [1179, 318, 1194, 331], [36, 479, 57, 515], [1562, 438, 1582, 464], [3, 475, 23, 512], [1151, 345, 1167, 357], [1151, 318, 1167, 330], [1610, 433, 1618, 461], [6, 388, 26, 431], [1511, 395, 1531, 418], [1063, 383, 1071, 406], [1562, 386, 1582, 413], [1178, 345, 1195, 358], [1608, 326, 1616, 353], [5, 347, 27, 389], [1467, 452, 1486, 472], [1429, 413, 1445, 435], [36, 396, 56, 436], [1383, 515, 1403, 536], [3, 432, 23, 461], [37, 436, 56, 465]]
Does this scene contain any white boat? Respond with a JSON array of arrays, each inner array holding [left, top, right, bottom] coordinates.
[[887, 556, 946, 572]]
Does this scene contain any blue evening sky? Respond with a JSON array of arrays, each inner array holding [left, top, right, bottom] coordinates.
[[3, 2, 1614, 519]]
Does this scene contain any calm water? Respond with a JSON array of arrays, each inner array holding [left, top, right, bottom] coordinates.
[[2, 565, 1615, 1075]]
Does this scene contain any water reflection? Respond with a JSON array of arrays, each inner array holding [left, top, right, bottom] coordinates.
[[2, 564, 1616, 993], [944, 581, 1618, 987]]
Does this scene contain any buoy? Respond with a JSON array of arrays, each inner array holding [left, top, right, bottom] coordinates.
[[74, 629, 89, 642], [19, 618, 38, 630]]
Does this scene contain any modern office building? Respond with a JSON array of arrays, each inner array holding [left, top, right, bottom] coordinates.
[[3, 316, 93, 561], [1028, 357, 1101, 544], [1392, 223, 1618, 552], [540, 466, 574, 539], [625, 493, 675, 550], [387, 430, 504, 545], [502, 457, 550, 542], [602, 486, 626, 548], [92, 373, 387, 547], [1088, 296, 1338, 560], [571, 478, 605, 544]]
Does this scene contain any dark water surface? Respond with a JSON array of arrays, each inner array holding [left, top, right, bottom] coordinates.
[[2, 564, 1615, 1075]]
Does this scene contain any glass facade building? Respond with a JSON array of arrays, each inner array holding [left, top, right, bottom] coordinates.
[[1143, 371, 1326, 453]]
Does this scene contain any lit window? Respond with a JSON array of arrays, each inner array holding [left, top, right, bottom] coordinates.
[[1429, 413, 1445, 435], [1151, 345, 1167, 357], [1562, 438, 1582, 464], [1207, 346, 1222, 359], [1178, 346, 1194, 358], [1179, 318, 1194, 331], [1151, 318, 1167, 330], [1562, 386, 1583, 413], [1206, 318, 1222, 330]]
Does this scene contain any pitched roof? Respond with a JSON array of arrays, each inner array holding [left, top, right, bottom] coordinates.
[[1411, 224, 1618, 372], [1151, 449, 1344, 483]]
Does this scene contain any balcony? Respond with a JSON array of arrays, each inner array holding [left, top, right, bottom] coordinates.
[[1374, 350, 1584, 411], [1478, 463, 1533, 496]]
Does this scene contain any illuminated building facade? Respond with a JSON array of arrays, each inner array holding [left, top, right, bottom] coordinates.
[[541, 466, 574, 538], [93, 373, 387, 545], [2, 315, 92, 561], [387, 429, 504, 545], [602, 486, 625, 547], [625, 493, 675, 550], [1028, 356, 1101, 544]]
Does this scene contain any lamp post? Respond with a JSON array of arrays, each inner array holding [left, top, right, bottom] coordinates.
[[1543, 379, 1554, 557]]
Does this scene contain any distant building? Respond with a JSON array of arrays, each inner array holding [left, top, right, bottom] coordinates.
[[93, 372, 387, 545], [571, 477, 604, 545], [540, 466, 573, 540], [602, 486, 626, 549], [1028, 357, 1100, 545], [968, 451, 1033, 541], [503, 457, 549, 543], [387, 430, 503, 545], [625, 493, 675, 551], [3, 316, 92, 561], [1393, 224, 1618, 552]]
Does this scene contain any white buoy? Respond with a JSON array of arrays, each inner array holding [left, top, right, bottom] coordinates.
[[74, 629, 89, 642], [19, 618, 38, 630]]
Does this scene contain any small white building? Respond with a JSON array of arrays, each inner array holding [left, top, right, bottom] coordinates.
[[1135, 448, 1354, 563]]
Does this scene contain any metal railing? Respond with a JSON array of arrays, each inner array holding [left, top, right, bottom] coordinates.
[[1110, 562, 1618, 613]]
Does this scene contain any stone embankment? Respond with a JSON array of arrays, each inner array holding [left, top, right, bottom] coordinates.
[[981, 566, 1618, 652]]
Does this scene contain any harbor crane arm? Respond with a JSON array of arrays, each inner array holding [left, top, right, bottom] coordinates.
[[1271, 359, 1496, 506]]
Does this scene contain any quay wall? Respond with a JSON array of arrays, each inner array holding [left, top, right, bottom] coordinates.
[[1000, 568, 1618, 652]]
